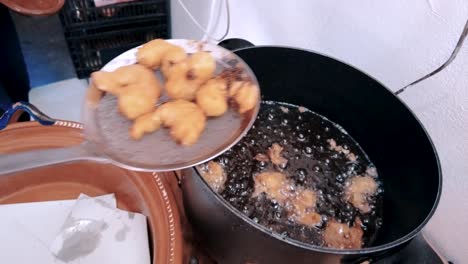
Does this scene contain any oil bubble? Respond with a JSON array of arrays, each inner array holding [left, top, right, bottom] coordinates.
[[278, 163, 288, 170], [297, 168, 307, 176], [298, 133, 305, 141], [276, 212, 283, 219]]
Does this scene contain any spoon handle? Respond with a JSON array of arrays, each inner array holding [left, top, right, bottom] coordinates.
[[0, 145, 107, 176]]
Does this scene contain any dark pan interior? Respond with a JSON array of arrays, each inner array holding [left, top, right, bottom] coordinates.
[[232, 46, 441, 247]]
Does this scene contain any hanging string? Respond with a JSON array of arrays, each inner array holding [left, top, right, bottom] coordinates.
[[395, 18, 468, 95], [202, 0, 218, 41], [176, 0, 231, 42]]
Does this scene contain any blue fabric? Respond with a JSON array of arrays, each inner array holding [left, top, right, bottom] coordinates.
[[0, 102, 55, 130]]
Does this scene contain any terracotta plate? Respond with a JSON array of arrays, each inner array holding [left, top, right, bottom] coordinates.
[[0, 120, 183, 264], [0, 0, 65, 16]]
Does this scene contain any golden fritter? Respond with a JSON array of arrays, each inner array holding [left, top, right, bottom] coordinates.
[[91, 64, 162, 120], [199, 161, 227, 192], [291, 189, 317, 213], [229, 81, 259, 114], [129, 110, 162, 140], [164, 51, 216, 101], [252, 171, 292, 204], [196, 78, 228, 117], [289, 189, 321, 227], [323, 218, 364, 249], [164, 62, 201, 101], [161, 48, 188, 77], [254, 153, 269, 162], [187, 51, 216, 83], [131, 99, 206, 146], [344, 175, 378, 213], [137, 39, 184, 69], [267, 143, 288, 167]]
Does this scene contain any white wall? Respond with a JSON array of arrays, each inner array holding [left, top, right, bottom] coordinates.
[[172, 0, 468, 262]]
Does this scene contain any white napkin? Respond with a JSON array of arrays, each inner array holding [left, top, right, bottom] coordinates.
[[0, 194, 116, 245], [0, 194, 150, 264], [49, 194, 151, 264]]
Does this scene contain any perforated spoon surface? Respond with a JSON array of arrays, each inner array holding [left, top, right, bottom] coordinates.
[[0, 39, 260, 175]]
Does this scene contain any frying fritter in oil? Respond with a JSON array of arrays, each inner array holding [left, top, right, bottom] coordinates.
[[253, 143, 288, 165], [289, 189, 322, 227], [252, 171, 292, 204], [294, 210, 322, 227], [344, 175, 378, 213], [267, 143, 288, 167], [199, 161, 227, 192], [366, 166, 378, 177], [328, 138, 357, 162], [254, 153, 269, 162], [252, 172, 322, 227], [196, 78, 228, 117], [131, 99, 206, 146], [323, 218, 364, 249], [91, 64, 162, 120]]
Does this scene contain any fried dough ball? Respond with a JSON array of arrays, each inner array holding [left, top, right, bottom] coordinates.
[[328, 138, 357, 162], [131, 99, 206, 146], [254, 153, 269, 162], [280, 106, 289, 113], [137, 39, 185, 69], [187, 51, 216, 82], [292, 189, 317, 212], [267, 143, 288, 168], [252, 172, 292, 204], [160, 46, 188, 77], [229, 81, 259, 114], [289, 189, 321, 227], [323, 218, 364, 249], [158, 100, 206, 145], [165, 51, 216, 101], [129, 110, 162, 140], [252, 172, 322, 227], [199, 161, 227, 192], [252, 172, 321, 227], [365, 166, 378, 177], [91, 64, 162, 120], [295, 211, 322, 227], [196, 78, 228, 117], [165, 62, 201, 100], [344, 175, 378, 213]]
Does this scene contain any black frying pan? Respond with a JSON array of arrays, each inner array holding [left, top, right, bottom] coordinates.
[[180, 40, 442, 264]]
